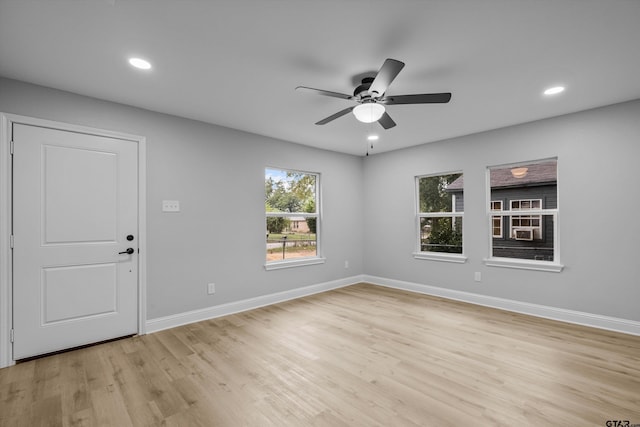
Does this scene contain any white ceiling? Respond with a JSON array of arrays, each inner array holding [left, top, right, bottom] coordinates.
[[1, 0, 640, 156]]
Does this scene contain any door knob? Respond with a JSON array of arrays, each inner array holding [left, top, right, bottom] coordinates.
[[119, 248, 135, 255]]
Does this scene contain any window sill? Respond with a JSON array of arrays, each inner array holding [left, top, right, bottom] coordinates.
[[412, 252, 467, 264], [483, 257, 564, 273], [264, 257, 326, 271]]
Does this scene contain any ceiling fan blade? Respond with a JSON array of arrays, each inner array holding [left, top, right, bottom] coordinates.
[[315, 106, 355, 125], [381, 93, 452, 105], [368, 58, 405, 97], [377, 112, 396, 129], [296, 86, 354, 100]]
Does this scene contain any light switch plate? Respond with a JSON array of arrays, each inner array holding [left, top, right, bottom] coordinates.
[[162, 200, 180, 212]]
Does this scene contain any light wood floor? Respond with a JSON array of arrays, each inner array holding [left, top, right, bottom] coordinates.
[[1, 283, 639, 426]]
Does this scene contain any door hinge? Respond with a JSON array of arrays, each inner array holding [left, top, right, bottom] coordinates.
[[10, 235, 14, 249], [10, 329, 14, 343], [10, 140, 14, 155]]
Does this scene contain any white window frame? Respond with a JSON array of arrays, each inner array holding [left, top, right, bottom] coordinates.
[[413, 172, 466, 263], [491, 200, 503, 238], [264, 168, 324, 270], [484, 160, 563, 272]]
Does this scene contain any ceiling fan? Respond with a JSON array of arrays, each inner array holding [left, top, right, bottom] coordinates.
[[296, 58, 452, 129]]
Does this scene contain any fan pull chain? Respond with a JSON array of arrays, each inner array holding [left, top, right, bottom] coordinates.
[[366, 122, 375, 156]]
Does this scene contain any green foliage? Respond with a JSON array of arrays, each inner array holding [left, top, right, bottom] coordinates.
[[419, 173, 463, 253], [265, 177, 275, 200], [286, 172, 315, 203], [426, 218, 462, 253], [266, 179, 301, 212], [303, 199, 316, 234], [265, 172, 316, 212], [266, 217, 288, 234], [418, 173, 461, 213], [266, 204, 289, 233], [265, 169, 317, 233]]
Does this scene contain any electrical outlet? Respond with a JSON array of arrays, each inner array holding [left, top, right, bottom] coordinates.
[[474, 272, 482, 282], [344, 260, 349, 269], [162, 200, 180, 212], [207, 283, 216, 294]]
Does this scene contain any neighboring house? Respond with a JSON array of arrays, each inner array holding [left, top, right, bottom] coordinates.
[[288, 216, 311, 233], [447, 161, 557, 260]]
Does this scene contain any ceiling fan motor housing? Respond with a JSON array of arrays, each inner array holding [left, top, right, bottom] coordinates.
[[354, 77, 375, 98]]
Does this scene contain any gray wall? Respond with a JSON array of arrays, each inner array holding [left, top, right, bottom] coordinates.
[[363, 99, 640, 321], [0, 77, 365, 319], [2, 77, 639, 324]]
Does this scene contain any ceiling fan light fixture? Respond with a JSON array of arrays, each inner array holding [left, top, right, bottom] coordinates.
[[353, 103, 385, 123]]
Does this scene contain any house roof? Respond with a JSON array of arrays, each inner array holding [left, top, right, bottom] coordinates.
[[446, 161, 556, 191]]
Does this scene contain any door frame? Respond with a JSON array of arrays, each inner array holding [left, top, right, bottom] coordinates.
[[0, 113, 147, 368]]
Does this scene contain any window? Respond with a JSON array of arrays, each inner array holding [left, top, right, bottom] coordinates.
[[510, 199, 542, 240], [265, 168, 323, 269], [486, 159, 562, 272], [491, 201, 503, 238], [414, 172, 465, 262]]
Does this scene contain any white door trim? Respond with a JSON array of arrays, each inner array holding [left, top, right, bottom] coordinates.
[[0, 113, 147, 368]]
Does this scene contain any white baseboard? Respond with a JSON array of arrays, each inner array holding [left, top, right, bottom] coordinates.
[[146, 275, 365, 333], [147, 273, 640, 337], [363, 275, 640, 337]]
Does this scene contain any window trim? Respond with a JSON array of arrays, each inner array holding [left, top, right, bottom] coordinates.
[[264, 167, 323, 270], [414, 172, 466, 263], [483, 256, 563, 273], [484, 160, 563, 272], [264, 257, 326, 271]]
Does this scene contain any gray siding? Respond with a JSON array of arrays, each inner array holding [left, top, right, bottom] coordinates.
[[492, 184, 557, 260], [451, 184, 557, 260]]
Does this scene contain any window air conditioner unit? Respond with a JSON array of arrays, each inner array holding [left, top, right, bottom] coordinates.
[[513, 228, 534, 241]]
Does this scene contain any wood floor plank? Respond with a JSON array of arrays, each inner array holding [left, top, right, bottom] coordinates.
[[1, 283, 639, 426]]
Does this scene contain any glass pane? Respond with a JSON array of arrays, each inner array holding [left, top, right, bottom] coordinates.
[[266, 168, 316, 214], [418, 173, 463, 213], [490, 160, 557, 209], [493, 214, 554, 261], [266, 218, 317, 261], [490, 160, 557, 262], [419, 217, 463, 253]]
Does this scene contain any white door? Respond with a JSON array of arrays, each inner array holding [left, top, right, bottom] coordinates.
[[12, 123, 139, 360]]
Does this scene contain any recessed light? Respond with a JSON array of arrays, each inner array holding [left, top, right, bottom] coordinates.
[[128, 57, 152, 70], [543, 86, 565, 96], [367, 134, 379, 141]]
